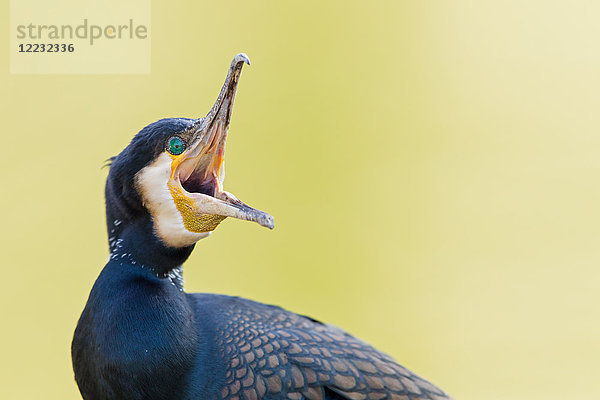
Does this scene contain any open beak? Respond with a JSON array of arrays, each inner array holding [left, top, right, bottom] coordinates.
[[168, 53, 274, 233]]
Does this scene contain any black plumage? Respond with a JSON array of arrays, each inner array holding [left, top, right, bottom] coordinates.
[[72, 55, 451, 400]]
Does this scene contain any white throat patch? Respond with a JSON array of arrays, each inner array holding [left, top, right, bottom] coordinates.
[[135, 152, 211, 248]]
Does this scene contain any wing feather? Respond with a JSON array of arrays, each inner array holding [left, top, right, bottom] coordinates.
[[214, 298, 451, 400]]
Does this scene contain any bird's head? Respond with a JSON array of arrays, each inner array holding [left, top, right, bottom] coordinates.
[[105, 54, 273, 261]]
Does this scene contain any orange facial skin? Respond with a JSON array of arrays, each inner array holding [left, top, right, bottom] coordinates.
[[167, 152, 227, 233]]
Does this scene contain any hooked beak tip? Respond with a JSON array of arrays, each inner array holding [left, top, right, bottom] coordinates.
[[233, 53, 251, 66]]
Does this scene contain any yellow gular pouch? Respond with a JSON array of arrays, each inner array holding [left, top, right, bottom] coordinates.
[[168, 181, 227, 233]]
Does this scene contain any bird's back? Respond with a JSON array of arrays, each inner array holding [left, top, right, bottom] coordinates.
[[188, 294, 450, 400]]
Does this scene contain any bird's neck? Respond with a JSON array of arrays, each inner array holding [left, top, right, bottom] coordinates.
[[73, 260, 199, 399], [108, 216, 195, 278]]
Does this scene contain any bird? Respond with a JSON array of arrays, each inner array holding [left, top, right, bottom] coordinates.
[[71, 53, 452, 400]]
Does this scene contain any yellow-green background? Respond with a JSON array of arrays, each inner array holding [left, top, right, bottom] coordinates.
[[2, 1, 599, 399]]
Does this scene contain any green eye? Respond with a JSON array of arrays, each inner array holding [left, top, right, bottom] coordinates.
[[167, 136, 185, 155]]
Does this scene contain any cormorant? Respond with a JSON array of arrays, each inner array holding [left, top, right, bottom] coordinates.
[[72, 54, 451, 400]]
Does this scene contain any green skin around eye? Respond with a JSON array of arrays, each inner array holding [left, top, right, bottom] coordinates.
[[169, 137, 185, 155]]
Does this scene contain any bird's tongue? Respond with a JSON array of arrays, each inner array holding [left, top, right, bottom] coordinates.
[[178, 153, 222, 198], [181, 175, 218, 197]]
